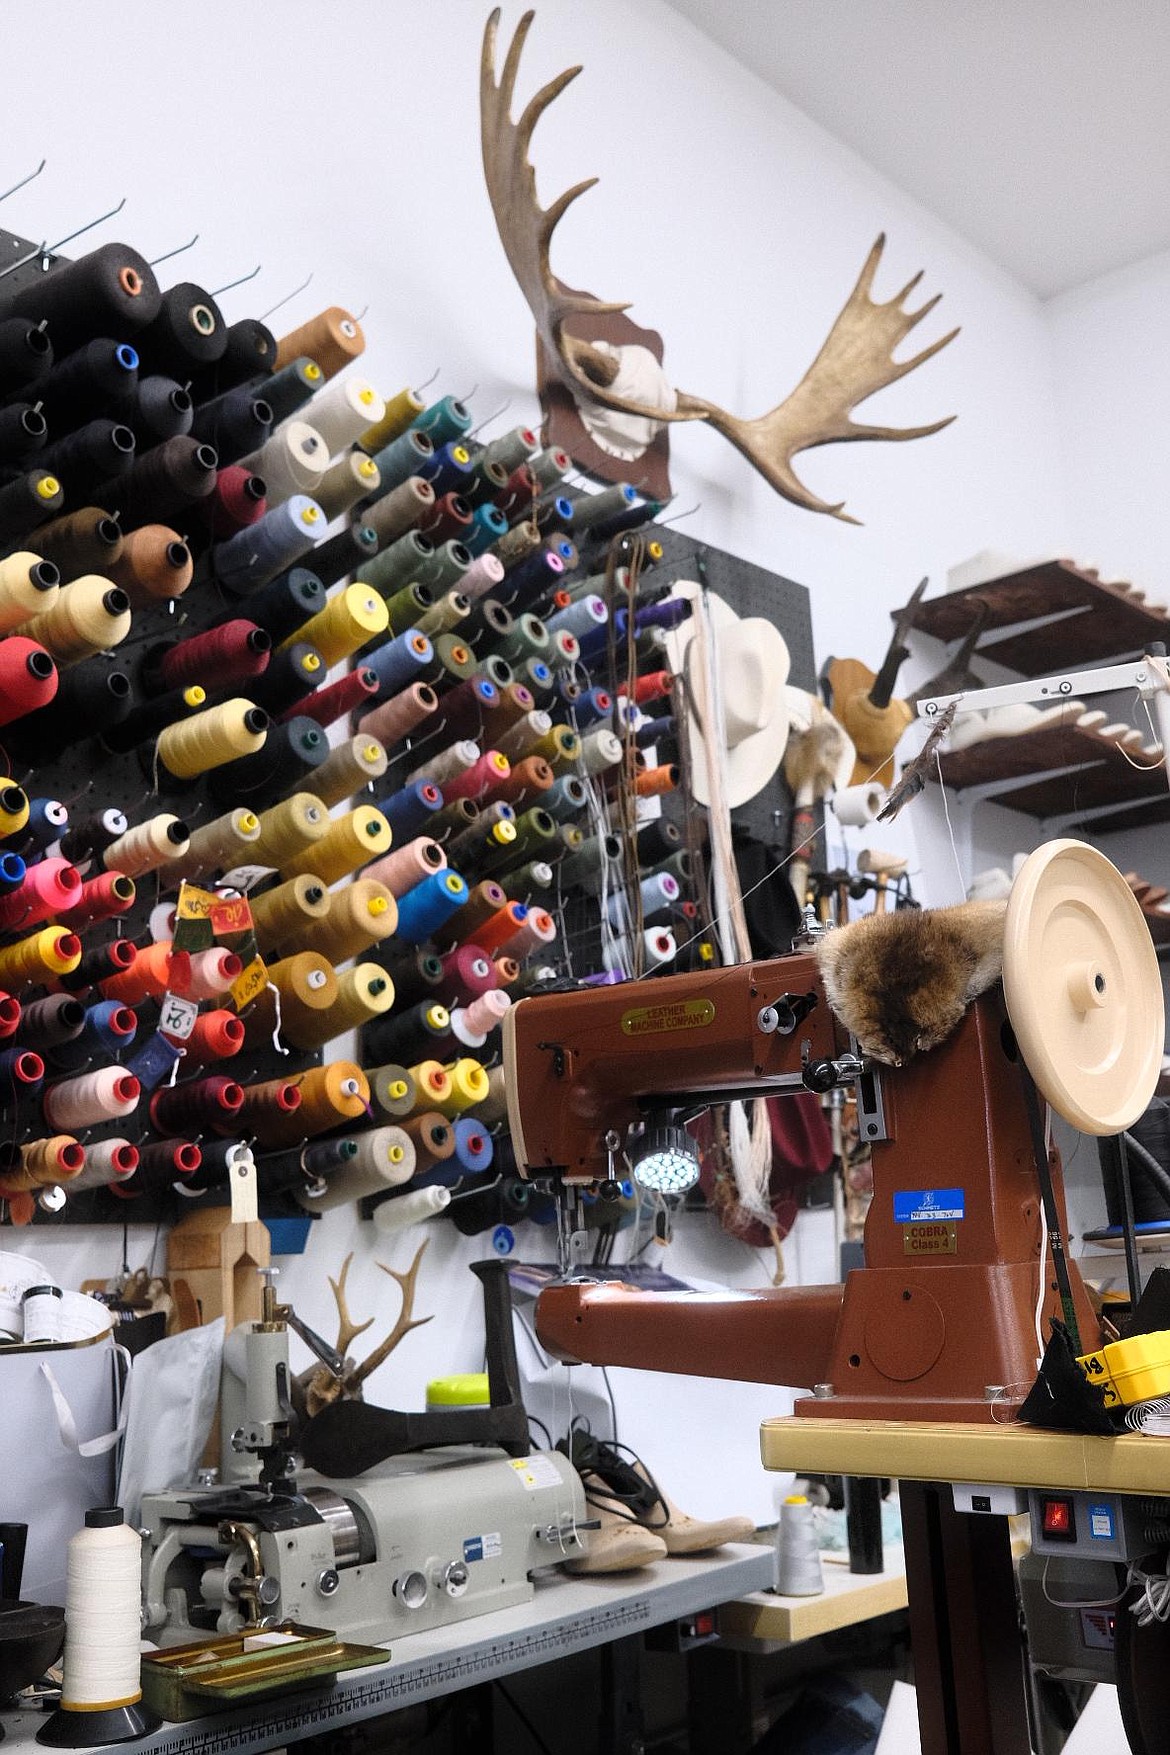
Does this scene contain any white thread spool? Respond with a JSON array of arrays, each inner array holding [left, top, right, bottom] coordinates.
[[60, 1507, 144, 1710], [300, 376, 385, 457], [603, 927, 677, 975], [68, 1138, 138, 1191], [246, 422, 330, 504], [774, 1495, 824, 1596], [103, 814, 190, 877], [296, 1125, 416, 1212], [408, 738, 480, 787], [21, 1281, 63, 1342], [45, 1067, 140, 1131], [832, 782, 886, 828], [372, 1184, 451, 1235], [579, 727, 623, 775]]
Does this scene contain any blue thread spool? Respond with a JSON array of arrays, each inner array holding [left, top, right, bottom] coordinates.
[[366, 629, 434, 698], [464, 504, 508, 556], [544, 776, 588, 821], [81, 999, 138, 1059], [371, 427, 434, 494], [636, 714, 675, 750], [453, 1116, 494, 1175], [496, 547, 562, 607], [213, 495, 323, 592], [0, 852, 25, 894], [377, 777, 446, 843], [418, 442, 474, 497], [395, 869, 469, 944], [0, 1045, 42, 1098], [413, 396, 473, 448], [546, 594, 607, 641], [573, 686, 612, 727], [16, 800, 67, 857]]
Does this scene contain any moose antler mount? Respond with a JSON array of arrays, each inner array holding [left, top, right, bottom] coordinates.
[[481, 9, 960, 523]]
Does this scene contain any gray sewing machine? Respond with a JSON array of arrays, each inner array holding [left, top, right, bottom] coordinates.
[[140, 1263, 589, 1646]]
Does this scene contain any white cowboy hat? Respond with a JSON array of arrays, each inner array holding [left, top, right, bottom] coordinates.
[[668, 587, 791, 808]]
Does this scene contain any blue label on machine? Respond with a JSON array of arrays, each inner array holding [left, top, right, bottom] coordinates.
[[1088, 1503, 1116, 1541], [894, 1188, 966, 1223], [463, 1537, 484, 1563]]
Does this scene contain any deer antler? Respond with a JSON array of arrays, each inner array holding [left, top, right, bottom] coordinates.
[[347, 1239, 434, 1392], [481, 9, 958, 523], [328, 1253, 375, 1359]]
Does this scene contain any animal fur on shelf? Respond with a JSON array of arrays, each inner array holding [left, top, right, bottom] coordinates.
[[815, 899, 1008, 1065]]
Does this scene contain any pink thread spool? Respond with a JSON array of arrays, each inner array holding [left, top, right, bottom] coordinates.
[[359, 682, 438, 747], [443, 750, 510, 803], [0, 858, 81, 931], [463, 988, 512, 1036], [501, 908, 557, 960], [460, 553, 505, 601], [438, 944, 497, 1006], [185, 947, 242, 1000], [0, 993, 20, 1039], [364, 838, 446, 898], [44, 1067, 140, 1131]]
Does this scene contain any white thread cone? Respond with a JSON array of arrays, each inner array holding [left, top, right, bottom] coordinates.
[[774, 1495, 824, 1596]]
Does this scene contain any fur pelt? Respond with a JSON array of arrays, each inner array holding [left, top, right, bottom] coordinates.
[[815, 900, 1008, 1066]]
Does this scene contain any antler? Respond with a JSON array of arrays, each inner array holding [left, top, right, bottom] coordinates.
[[347, 1239, 434, 1392], [481, 9, 958, 523], [328, 1252, 375, 1359]]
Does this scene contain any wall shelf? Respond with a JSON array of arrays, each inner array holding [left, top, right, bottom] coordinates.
[[935, 717, 1168, 825]]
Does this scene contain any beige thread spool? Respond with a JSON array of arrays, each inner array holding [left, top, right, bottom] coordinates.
[[281, 582, 388, 668], [290, 963, 394, 1046], [359, 682, 437, 748], [495, 710, 553, 760], [0, 551, 60, 632], [0, 1135, 84, 1194], [252, 793, 328, 868], [245, 420, 330, 505], [281, 805, 392, 884], [415, 590, 470, 639], [261, 951, 338, 1048], [284, 877, 396, 964], [45, 1066, 139, 1131], [107, 526, 192, 603], [494, 518, 540, 569], [16, 575, 131, 664], [360, 386, 424, 453], [102, 814, 190, 877], [304, 376, 385, 455], [165, 807, 262, 884], [407, 738, 479, 788], [363, 838, 446, 898], [274, 308, 365, 380], [295, 734, 388, 809], [297, 1125, 416, 1212], [157, 699, 268, 779], [249, 874, 332, 955], [313, 449, 381, 521], [251, 1059, 369, 1148], [473, 1063, 509, 1127], [363, 475, 434, 547]]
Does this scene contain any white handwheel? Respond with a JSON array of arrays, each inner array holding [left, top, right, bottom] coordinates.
[[1003, 840, 1164, 1135]]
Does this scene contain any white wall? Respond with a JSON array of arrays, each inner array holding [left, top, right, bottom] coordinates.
[[1, 0, 1080, 1525]]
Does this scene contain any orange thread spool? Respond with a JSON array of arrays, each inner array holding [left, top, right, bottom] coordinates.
[[299, 879, 396, 965], [266, 952, 339, 1051], [635, 763, 679, 798], [0, 1135, 84, 1194], [101, 940, 174, 1004], [274, 308, 365, 380], [249, 1059, 369, 1149]]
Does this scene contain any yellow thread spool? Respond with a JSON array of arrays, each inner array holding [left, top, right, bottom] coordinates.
[[0, 784, 29, 839], [249, 875, 332, 955], [314, 450, 381, 522], [252, 793, 328, 868], [167, 808, 261, 883], [529, 724, 581, 769], [360, 387, 424, 453], [296, 734, 388, 809], [0, 1136, 83, 1193], [292, 878, 396, 964], [157, 698, 268, 779], [263, 951, 338, 1051], [0, 925, 81, 987], [407, 1059, 453, 1111], [282, 582, 388, 668], [281, 806, 392, 885], [102, 814, 190, 877], [0, 552, 59, 633], [252, 1059, 370, 1148], [289, 963, 395, 1046], [434, 1058, 489, 1119], [16, 575, 131, 665]]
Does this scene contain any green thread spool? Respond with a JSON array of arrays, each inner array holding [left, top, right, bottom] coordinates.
[[493, 612, 551, 664], [478, 807, 557, 873], [383, 580, 433, 634], [434, 634, 478, 685]]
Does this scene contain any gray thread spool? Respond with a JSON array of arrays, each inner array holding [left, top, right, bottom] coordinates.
[[774, 1494, 824, 1596]]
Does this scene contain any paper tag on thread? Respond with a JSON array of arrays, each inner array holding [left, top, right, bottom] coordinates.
[[158, 993, 198, 1041], [231, 956, 268, 1013], [211, 898, 253, 936], [176, 884, 220, 921], [229, 1152, 258, 1224]]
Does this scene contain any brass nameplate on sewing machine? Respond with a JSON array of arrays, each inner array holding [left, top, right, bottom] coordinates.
[[621, 998, 715, 1036], [902, 1223, 957, 1256]]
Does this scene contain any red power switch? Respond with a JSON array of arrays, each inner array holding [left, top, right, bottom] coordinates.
[[1041, 1496, 1076, 1541]]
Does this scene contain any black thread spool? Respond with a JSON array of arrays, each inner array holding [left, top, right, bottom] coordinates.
[[95, 435, 218, 528], [0, 469, 63, 543], [210, 566, 326, 641], [59, 806, 128, 866], [21, 338, 139, 427], [207, 714, 327, 807], [190, 387, 273, 468], [246, 640, 324, 714], [0, 318, 52, 393], [12, 665, 131, 757], [371, 945, 444, 1005], [307, 520, 378, 589], [133, 282, 227, 376], [464, 596, 514, 644], [0, 242, 161, 351], [256, 356, 321, 426], [188, 317, 277, 399], [29, 506, 123, 580], [131, 376, 193, 445], [58, 937, 140, 994], [39, 419, 136, 503], [464, 456, 510, 509], [101, 683, 205, 755], [0, 402, 47, 468]]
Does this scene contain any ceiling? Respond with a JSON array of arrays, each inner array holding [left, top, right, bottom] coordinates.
[[664, 0, 1170, 299]]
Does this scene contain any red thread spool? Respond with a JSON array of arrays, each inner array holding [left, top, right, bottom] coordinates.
[[0, 636, 57, 726], [284, 666, 378, 728], [496, 464, 537, 516], [464, 900, 527, 956], [550, 590, 572, 611], [420, 492, 473, 545], [443, 751, 510, 804], [98, 940, 170, 1004], [0, 858, 81, 931], [635, 763, 679, 797], [439, 944, 498, 1007], [57, 871, 136, 931], [237, 1078, 302, 1128], [632, 670, 673, 708], [493, 955, 521, 987], [486, 754, 553, 806], [61, 937, 135, 994], [168, 1010, 245, 1064], [0, 993, 20, 1038], [150, 1075, 244, 1137], [111, 1138, 201, 1197], [209, 466, 267, 537], [158, 620, 271, 692]]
